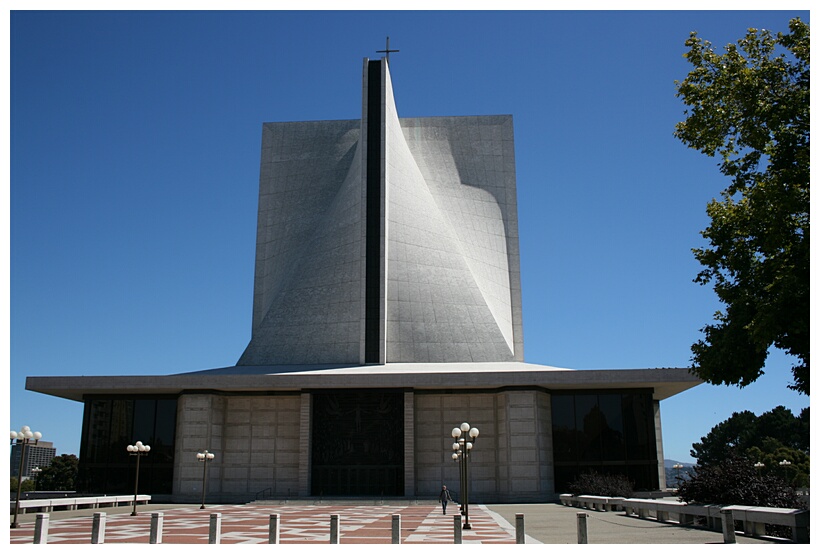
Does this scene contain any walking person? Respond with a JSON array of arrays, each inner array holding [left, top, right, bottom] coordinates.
[[439, 485, 453, 515]]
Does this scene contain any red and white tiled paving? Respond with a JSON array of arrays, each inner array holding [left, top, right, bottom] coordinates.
[[9, 504, 517, 544]]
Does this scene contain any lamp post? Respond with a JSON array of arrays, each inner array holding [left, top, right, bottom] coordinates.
[[197, 450, 215, 509], [779, 459, 792, 484], [31, 466, 42, 491], [672, 463, 683, 486], [10, 426, 43, 528], [127, 441, 151, 516], [450, 422, 479, 530], [754, 461, 765, 475]]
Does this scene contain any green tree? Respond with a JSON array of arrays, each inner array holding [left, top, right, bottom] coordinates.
[[690, 409, 758, 466], [691, 406, 809, 486], [38, 454, 79, 491], [674, 18, 809, 394], [10, 477, 36, 494], [678, 452, 803, 509]]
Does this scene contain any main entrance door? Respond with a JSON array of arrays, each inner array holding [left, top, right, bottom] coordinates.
[[311, 390, 404, 496]]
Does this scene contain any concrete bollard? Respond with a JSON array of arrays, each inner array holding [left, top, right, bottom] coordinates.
[[209, 513, 222, 544], [149, 512, 164, 544], [269, 513, 280, 544], [721, 508, 736, 544], [91, 512, 106, 544], [33, 513, 50, 544], [330, 514, 340, 544], [392, 514, 401, 544], [577, 512, 588, 544], [453, 514, 462, 544], [515, 513, 525, 544]]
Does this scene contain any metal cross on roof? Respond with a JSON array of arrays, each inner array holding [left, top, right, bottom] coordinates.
[[377, 36, 399, 63]]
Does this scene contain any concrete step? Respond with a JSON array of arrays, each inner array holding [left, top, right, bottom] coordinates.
[[250, 497, 440, 506]]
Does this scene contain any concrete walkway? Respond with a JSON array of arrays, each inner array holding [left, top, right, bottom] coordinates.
[[8, 501, 777, 544], [486, 503, 773, 544]]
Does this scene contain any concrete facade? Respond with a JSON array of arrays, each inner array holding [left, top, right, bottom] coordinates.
[[238, 58, 522, 366], [26, 56, 702, 504]]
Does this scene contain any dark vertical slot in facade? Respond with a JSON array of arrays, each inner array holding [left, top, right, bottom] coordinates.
[[365, 60, 382, 363], [311, 390, 404, 496]]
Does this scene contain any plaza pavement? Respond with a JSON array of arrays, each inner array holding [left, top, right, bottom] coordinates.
[[8, 501, 776, 545]]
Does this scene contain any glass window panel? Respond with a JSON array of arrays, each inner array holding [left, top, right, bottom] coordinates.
[[598, 394, 625, 462], [551, 395, 576, 462], [575, 395, 601, 462], [110, 399, 134, 461], [133, 399, 156, 443], [83, 399, 111, 463], [623, 393, 655, 461], [153, 399, 178, 464]]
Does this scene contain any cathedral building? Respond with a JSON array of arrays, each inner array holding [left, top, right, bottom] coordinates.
[[27, 55, 701, 503]]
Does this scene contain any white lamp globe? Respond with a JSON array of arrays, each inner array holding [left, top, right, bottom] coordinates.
[[469, 428, 479, 439], [460, 422, 470, 433], [451, 428, 462, 439]]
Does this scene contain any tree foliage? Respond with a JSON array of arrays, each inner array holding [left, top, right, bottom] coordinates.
[[10, 477, 36, 494], [37, 454, 79, 491], [674, 18, 809, 394], [690, 406, 809, 487], [678, 453, 803, 509]]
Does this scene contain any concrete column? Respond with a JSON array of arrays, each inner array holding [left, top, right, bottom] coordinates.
[[33, 513, 50, 544], [149, 512, 164, 544], [453, 515, 462, 544], [269, 514, 280, 544], [91, 512, 106, 544], [209, 513, 221, 544], [577, 512, 588, 544], [721, 508, 736, 544], [515, 513, 525, 544], [392, 514, 401, 544], [329, 514, 340, 544], [653, 400, 667, 489]]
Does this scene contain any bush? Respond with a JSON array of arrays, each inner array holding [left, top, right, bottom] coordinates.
[[677, 453, 803, 508], [566, 470, 634, 497]]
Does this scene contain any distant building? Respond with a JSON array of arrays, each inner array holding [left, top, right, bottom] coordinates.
[[10, 441, 56, 479], [26, 55, 702, 502]]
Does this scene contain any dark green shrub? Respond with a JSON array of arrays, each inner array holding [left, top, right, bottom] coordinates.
[[566, 470, 634, 497], [678, 453, 803, 508], [678, 453, 805, 540]]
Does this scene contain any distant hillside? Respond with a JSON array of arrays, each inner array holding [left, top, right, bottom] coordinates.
[[664, 459, 694, 485], [664, 459, 694, 469]]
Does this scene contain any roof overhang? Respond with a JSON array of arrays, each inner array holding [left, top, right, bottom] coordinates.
[[26, 362, 702, 403]]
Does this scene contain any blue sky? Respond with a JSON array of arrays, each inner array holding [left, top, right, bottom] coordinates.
[[6, 7, 811, 465]]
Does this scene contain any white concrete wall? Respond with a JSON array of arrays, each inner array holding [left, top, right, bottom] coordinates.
[[173, 394, 302, 503], [413, 390, 555, 503]]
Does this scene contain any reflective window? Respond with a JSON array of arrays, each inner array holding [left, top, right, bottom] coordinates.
[[78, 396, 177, 495], [551, 391, 658, 491]]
